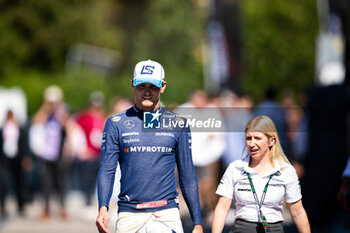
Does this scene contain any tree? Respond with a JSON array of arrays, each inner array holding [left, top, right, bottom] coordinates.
[[0, 0, 121, 74], [240, 0, 318, 102], [124, 0, 205, 105], [0, 0, 206, 113]]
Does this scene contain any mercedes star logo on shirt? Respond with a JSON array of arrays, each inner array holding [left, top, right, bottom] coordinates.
[[124, 120, 135, 129]]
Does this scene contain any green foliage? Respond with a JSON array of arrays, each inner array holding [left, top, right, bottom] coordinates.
[[130, 0, 204, 105], [1, 72, 53, 115], [0, 0, 121, 73], [0, 0, 204, 114], [241, 0, 318, 102], [0, 0, 319, 114], [1, 71, 123, 115]]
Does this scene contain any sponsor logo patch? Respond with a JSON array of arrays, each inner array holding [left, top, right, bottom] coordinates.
[[140, 65, 155, 75], [112, 116, 121, 122], [122, 138, 140, 144], [123, 146, 173, 153], [155, 132, 174, 137], [124, 120, 135, 129], [136, 200, 167, 209], [238, 189, 251, 192], [122, 132, 140, 137]]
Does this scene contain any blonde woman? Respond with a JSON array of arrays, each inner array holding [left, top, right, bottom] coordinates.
[[212, 115, 310, 233]]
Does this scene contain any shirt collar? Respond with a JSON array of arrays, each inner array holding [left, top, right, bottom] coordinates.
[[132, 105, 164, 119], [242, 155, 282, 177]]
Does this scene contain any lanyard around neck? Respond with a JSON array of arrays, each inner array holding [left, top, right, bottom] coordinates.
[[247, 172, 278, 232], [246, 172, 274, 232], [246, 172, 273, 208]]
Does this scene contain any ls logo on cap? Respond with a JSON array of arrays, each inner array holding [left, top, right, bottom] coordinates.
[[141, 65, 155, 75]]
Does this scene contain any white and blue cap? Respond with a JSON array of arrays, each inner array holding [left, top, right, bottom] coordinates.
[[133, 59, 165, 88]]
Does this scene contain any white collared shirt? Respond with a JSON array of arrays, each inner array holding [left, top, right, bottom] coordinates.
[[216, 156, 302, 223]]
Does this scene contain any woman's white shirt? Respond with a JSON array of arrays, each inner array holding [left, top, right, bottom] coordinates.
[[216, 156, 302, 223]]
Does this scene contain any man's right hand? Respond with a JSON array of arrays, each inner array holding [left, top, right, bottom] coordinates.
[[96, 206, 111, 233], [192, 224, 203, 233]]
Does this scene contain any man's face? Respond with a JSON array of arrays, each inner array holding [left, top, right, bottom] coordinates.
[[133, 82, 166, 111]]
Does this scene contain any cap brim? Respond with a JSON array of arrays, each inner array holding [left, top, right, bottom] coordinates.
[[133, 78, 162, 88]]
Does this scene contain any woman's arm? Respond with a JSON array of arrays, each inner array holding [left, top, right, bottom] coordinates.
[[287, 200, 311, 233], [212, 196, 232, 233]]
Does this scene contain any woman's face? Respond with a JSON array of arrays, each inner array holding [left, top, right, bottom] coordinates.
[[245, 128, 274, 160]]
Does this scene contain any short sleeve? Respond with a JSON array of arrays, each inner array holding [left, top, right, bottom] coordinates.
[[216, 164, 235, 199], [284, 165, 302, 203]]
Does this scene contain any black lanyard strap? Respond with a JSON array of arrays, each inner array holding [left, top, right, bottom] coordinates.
[[246, 172, 274, 232]]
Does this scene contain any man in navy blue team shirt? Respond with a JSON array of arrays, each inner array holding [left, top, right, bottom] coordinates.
[[96, 60, 203, 233]]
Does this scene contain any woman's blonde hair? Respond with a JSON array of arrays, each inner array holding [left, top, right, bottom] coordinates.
[[245, 115, 289, 167]]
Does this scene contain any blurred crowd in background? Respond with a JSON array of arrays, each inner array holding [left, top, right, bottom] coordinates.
[[0, 1, 350, 232], [0, 83, 349, 232]]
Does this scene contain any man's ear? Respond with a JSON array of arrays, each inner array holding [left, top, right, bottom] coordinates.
[[160, 81, 167, 94]]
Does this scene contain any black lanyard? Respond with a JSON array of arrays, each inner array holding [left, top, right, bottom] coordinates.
[[246, 172, 274, 232]]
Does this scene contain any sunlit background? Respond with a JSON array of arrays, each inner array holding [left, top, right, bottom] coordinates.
[[0, 0, 349, 232]]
